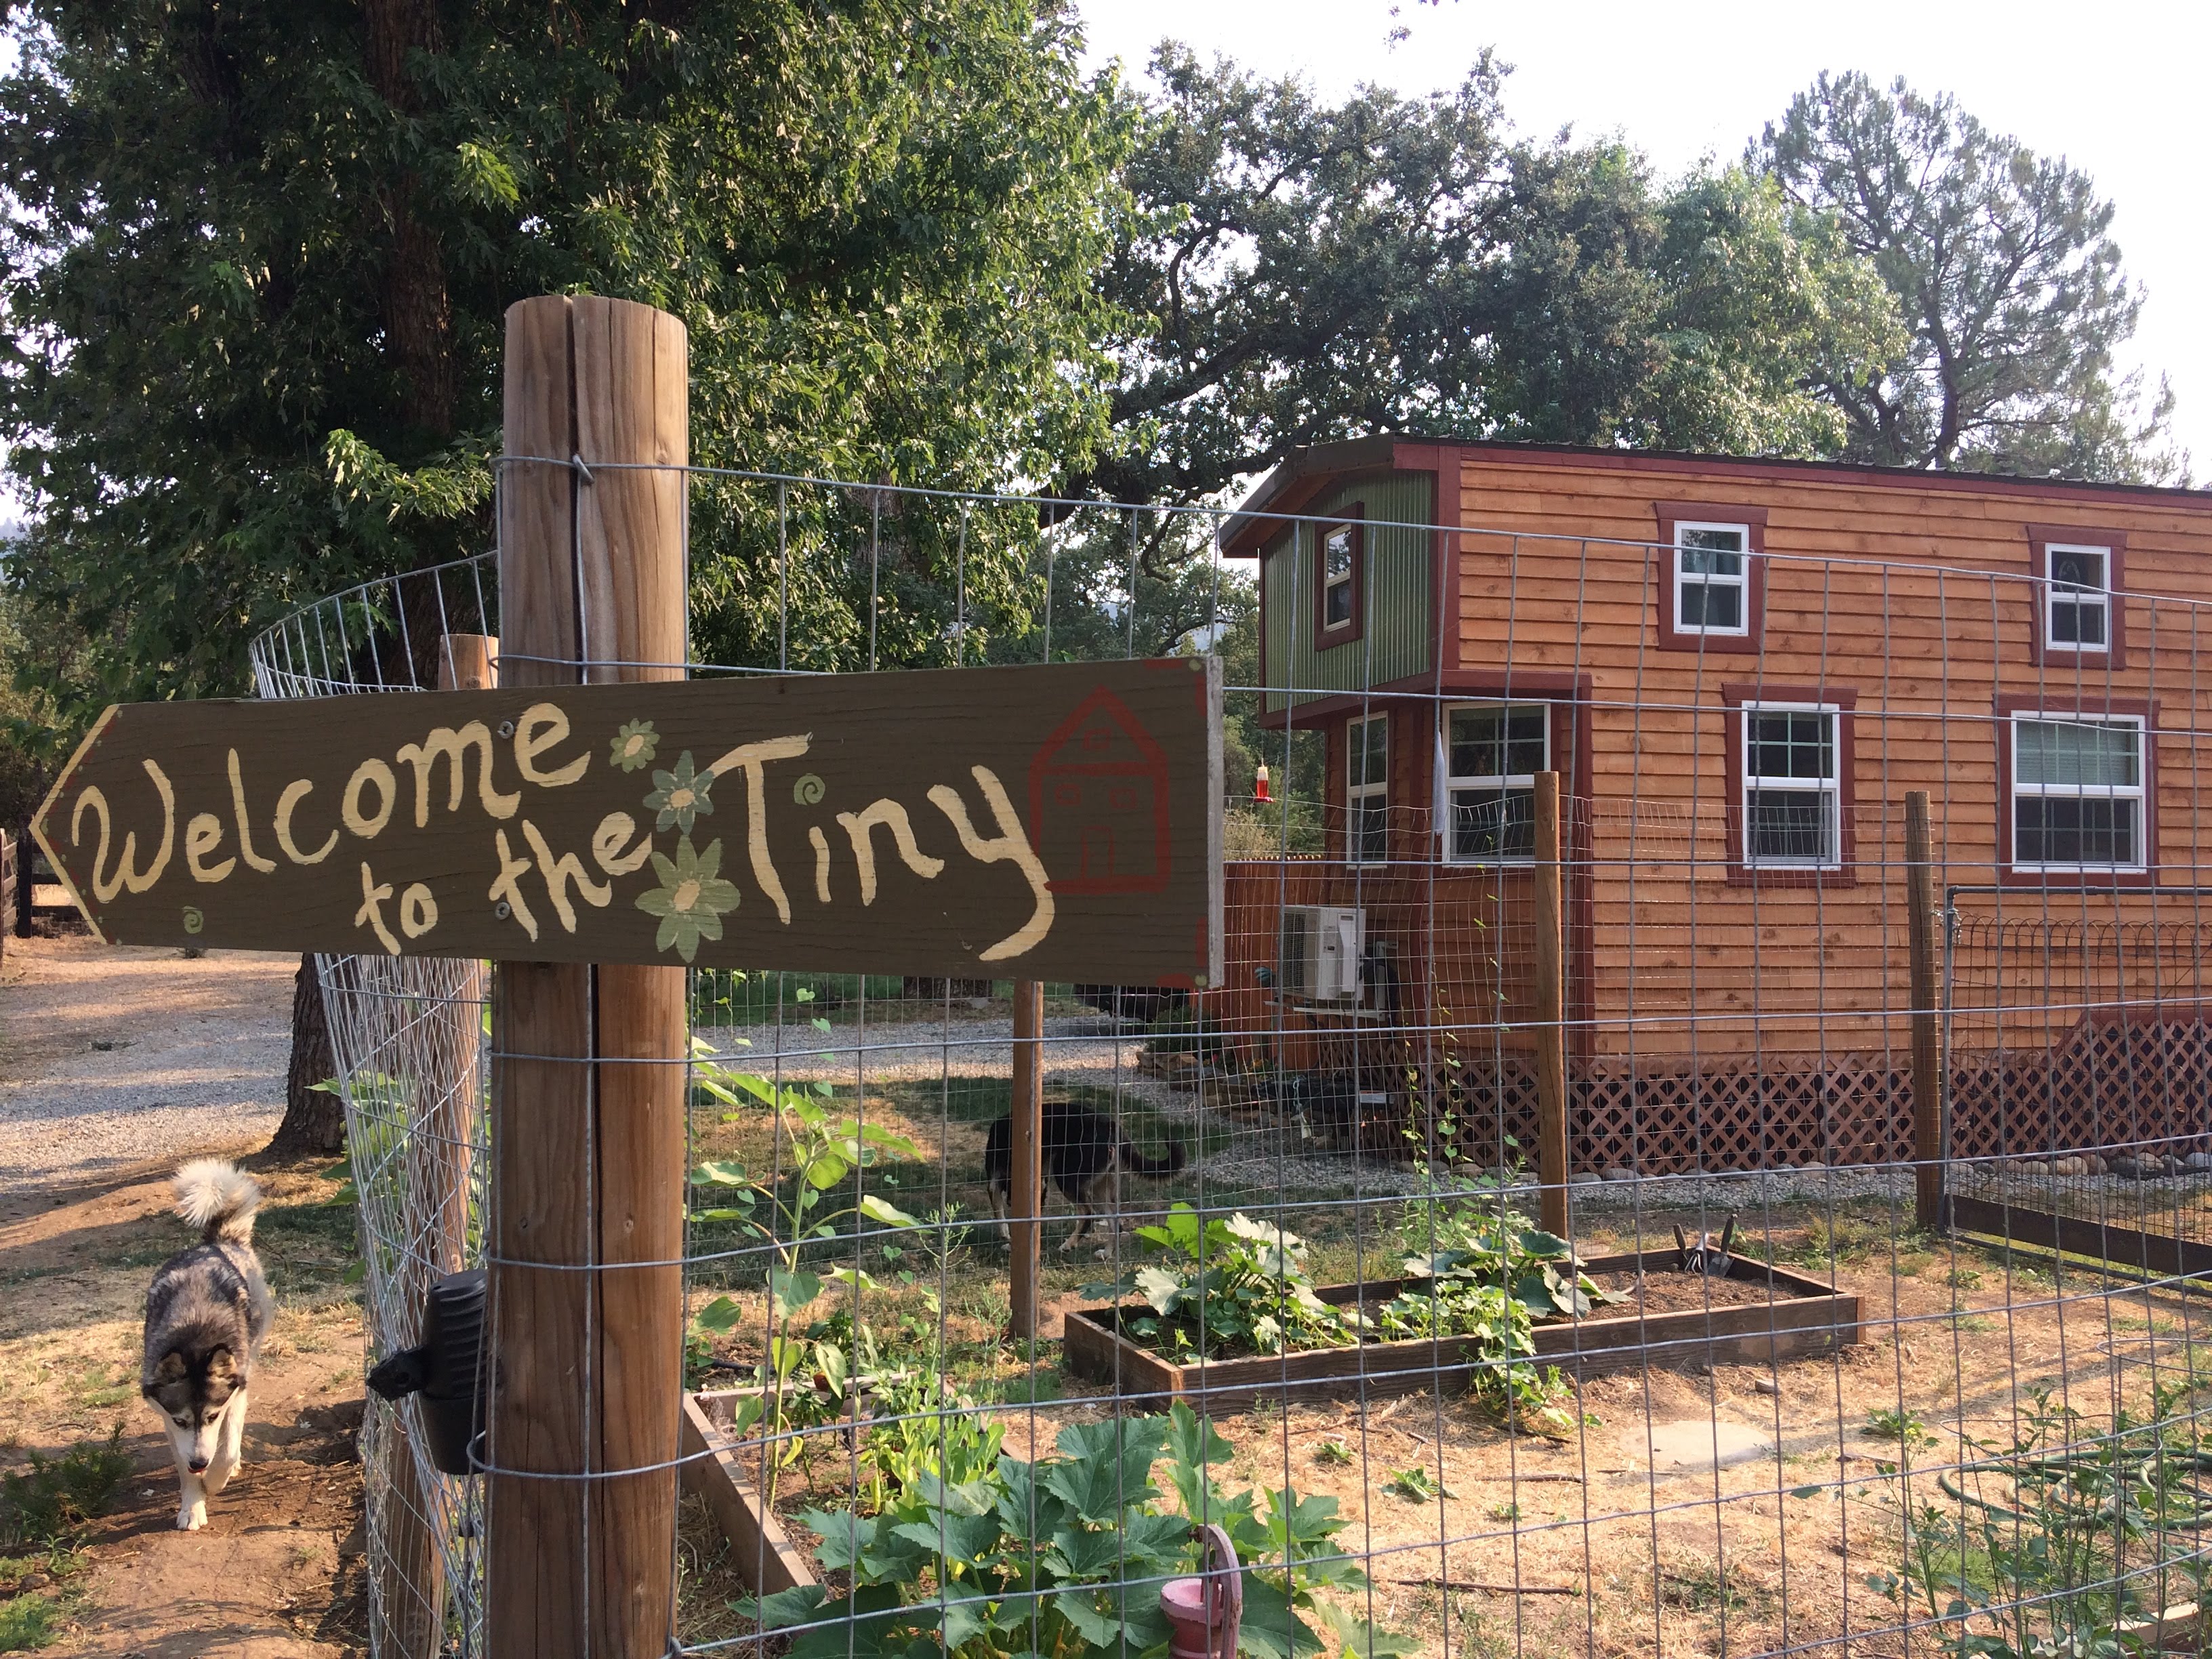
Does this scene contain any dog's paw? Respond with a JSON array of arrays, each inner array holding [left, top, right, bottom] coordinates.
[[177, 1502, 207, 1531]]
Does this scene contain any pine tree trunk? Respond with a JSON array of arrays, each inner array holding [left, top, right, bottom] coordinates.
[[266, 953, 345, 1158]]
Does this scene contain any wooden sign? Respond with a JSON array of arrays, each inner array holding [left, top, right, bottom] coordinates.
[[32, 659, 1223, 985]]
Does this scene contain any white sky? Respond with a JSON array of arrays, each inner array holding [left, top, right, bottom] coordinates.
[[1078, 0, 2212, 476]]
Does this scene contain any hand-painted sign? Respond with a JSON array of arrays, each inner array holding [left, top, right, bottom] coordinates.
[[33, 659, 1223, 985]]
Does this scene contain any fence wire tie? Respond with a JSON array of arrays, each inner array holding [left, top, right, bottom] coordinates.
[[571, 453, 596, 487]]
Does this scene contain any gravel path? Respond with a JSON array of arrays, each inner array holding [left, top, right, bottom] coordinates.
[[697, 1012, 1152, 1086], [0, 935, 298, 1189]]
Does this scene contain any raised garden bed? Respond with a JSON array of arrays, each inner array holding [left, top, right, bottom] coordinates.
[[1061, 1252, 1862, 1411], [679, 1388, 822, 1595]]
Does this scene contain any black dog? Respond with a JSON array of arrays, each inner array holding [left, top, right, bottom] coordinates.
[[983, 1100, 1187, 1254]]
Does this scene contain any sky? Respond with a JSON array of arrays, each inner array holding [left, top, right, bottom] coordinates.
[[1078, 0, 2212, 474]]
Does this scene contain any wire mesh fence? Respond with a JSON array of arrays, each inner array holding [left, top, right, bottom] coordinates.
[[253, 462, 2212, 1658]]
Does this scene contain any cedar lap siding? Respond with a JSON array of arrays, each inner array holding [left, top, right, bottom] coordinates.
[[1214, 438, 2212, 1174]]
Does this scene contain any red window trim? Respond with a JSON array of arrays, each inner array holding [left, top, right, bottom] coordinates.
[[1313, 504, 1366, 649], [2026, 523, 2128, 671], [1993, 693, 2158, 889], [1656, 501, 1769, 655], [1721, 682, 1857, 888]]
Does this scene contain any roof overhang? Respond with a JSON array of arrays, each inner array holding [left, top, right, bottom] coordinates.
[[1216, 437, 1448, 559], [1215, 435, 2212, 562]]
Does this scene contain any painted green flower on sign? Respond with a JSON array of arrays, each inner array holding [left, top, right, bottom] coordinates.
[[645, 751, 714, 832], [635, 836, 739, 962], [611, 719, 659, 773]]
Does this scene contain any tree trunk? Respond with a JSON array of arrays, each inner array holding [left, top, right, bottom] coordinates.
[[266, 953, 346, 1158]]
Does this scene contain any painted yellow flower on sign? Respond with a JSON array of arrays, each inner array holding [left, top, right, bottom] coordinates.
[[644, 751, 714, 832], [611, 719, 659, 772], [634, 836, 738, 962]]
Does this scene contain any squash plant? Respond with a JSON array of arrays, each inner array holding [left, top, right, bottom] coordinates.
[[742, 1403, 1410, 1659], [1086, 1205, 1360, 1359], [1382, 1195, 1610, 1434]]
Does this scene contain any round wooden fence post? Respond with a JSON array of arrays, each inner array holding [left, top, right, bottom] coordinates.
[[1533, 772, 1570, 1237], [374, 634, 499, 1659], [489, 295, 689, 1659], [1906, 790, 1945, 1232], [1008, 980, 1045, 1350]]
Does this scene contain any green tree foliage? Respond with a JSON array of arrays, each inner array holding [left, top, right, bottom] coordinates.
[[1083, 47, 1904, 510], [0, 0, 1130, 724], [1757, 70, 2179, 480]]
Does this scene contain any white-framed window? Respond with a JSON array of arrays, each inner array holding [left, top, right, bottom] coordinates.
[[1322, 521, 1357, 630], [2044, 543, 2113, 653], [2010, 714, 2146, 872], [1674, 521, 1751, 636], [1346, 714, 1389, 865], [1443, 702, 1549, 863], [1742, 703, 1841, 868]]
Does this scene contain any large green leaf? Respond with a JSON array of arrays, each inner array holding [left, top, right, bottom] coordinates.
[[892, 1509, 1001, 1569], [1234, 1574, 1324, 1659], [693, 1295, 743, 1333], [1044, 1418, 1169, 1523], [859, 1193, 920, 1229], [1316, 1601, 1423, 1659], [1049, 1587, 1128, 1649], [1041, 1523, 1128, 1581], [734, 1584, 827, 1630], [769, 1267, 823, 1318]]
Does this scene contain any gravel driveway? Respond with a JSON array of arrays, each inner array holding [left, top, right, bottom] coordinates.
[[0, 935, 298, 1190]]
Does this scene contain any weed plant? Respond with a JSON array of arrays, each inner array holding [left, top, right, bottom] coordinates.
[[0, 1433, 129, 1553], [1871, 1382, 2212, 1658]]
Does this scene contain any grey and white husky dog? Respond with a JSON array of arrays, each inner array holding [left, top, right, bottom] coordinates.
[[141, 1160, 274, 1530]]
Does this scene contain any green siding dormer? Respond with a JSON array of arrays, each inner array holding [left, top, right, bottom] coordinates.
[[1261, 471, 1435, 712]]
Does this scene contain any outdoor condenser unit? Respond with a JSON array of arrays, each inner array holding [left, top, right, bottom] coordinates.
[[1278, 905, 1366, 1002]]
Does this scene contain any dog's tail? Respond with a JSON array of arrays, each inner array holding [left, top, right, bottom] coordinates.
[[1119, 1137, 1187, 1180], [174, 1160, 261, 1245]]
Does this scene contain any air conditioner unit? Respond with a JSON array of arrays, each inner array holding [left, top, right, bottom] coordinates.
[[1279, 905, 1366, 1002]]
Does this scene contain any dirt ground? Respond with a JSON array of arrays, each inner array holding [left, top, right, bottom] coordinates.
[[710, 1208, 2212, 1659], [1, 937, 368, 1658]]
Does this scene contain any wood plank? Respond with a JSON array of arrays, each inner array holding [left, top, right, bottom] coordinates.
[[29, 662, 1225, 985], [1948, 1194, 2212, 1277], [678, 1395, 818, 1596]]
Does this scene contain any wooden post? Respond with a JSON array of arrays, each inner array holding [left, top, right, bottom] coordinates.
[[489, 296, 689, 1659], [377, 637, 499, 1658], [1009, 981, 1045, 1350], [1533, 773, 1570, 1237], [1907, 790, 1944, 1231]]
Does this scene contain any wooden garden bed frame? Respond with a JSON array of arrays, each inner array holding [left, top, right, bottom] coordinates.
[[1061, 1252, 1863, 1411], [680, 1389, 821, 1596]]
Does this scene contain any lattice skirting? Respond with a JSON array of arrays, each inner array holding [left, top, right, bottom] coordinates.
[[1392, 1051, 1914, 1176], [1949, 1018, 2212, 1160]]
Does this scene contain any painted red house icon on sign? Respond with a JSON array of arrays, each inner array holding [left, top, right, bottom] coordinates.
[[1027, 687, 1174, 895]]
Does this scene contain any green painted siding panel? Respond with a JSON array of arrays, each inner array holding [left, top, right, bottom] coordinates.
[[1261, 472, 1435, 710]]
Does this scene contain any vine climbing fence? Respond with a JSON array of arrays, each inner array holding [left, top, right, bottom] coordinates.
[[256, 460, 2212, 1659]]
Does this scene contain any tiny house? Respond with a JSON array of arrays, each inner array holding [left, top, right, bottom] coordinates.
[[1207, 438, 2212, 1172]]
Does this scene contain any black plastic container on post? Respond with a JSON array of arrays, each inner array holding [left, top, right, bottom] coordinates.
[[366, 1269, 489, 1476]]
